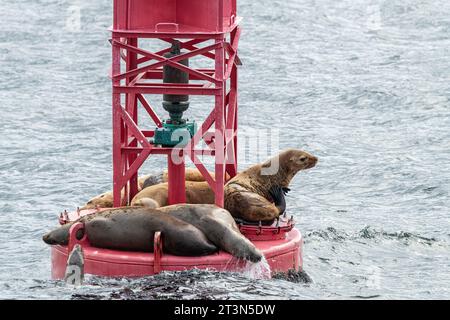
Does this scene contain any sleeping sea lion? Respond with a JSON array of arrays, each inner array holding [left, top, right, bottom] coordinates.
[[141, 167, 214, 189], [131, 181, 215, 207], [80, 168, 217, 210], [157, 204, 262, 262], [80, 175, 152, 210], [43, 206, 218, 257], [42, 205, 263, 262]]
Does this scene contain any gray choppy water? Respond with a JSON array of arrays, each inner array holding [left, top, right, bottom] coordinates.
[[0, 0, 449, 299]]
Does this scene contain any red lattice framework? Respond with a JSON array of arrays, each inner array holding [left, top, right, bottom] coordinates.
[[110, 12, 241, 208]]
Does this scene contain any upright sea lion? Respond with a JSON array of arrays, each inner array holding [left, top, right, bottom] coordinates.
[[131, 181, 215, 207], [224, 149, 318, 223], [81, 168, 217, 210], [43, 207, 218, 257], [64, 244, 84, 286], [157, 204, 263, 262]]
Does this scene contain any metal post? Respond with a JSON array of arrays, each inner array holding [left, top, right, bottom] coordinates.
[[168, 152, 186, 204], [127, 37, 139, 202], [214, 38, 225, 207], [112, 34, 123, 207]]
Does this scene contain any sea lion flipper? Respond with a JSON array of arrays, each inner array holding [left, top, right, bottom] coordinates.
[[225, 187, 279, 222], [269, 185, 286, 215], [170, 207, 263, 263], [142, 172, 164, 189]]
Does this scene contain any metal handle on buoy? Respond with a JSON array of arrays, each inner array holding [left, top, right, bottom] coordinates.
[[153, 231, 163, 274], [68, 222, 87, 253], [155, 23, 179, 32], [230, 14, 236, 25]]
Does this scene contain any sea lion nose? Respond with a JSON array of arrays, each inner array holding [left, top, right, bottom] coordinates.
[[307, 156, 318, 168], [42, 233, 54, 245]]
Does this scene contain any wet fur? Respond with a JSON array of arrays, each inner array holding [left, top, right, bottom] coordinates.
[[43, 207, 218, 256], [158, 204, 263, 262], [81, 168, 219, 210], [224, 149, 318, 222], [131, 181, 215, 207], [43, 205, 262, 262]]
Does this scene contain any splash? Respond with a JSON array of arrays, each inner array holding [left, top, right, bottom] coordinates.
[[242, 256, 271, 280]]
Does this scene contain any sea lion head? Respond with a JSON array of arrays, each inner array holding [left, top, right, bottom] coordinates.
[[262, 149, 317, 186], [282, 149, 318, 172], [134, 197, 160, 209], [141, 172, 164, 189], [42, 223, 72, 245], [81, 191, 113, 210]]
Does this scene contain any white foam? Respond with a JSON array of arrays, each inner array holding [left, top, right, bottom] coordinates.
[[242, 256, 271, 280]]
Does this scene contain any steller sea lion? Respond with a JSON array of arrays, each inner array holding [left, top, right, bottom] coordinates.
[[131, 181, 215, 207], [42, 205, 262, 262], [224, 149, 318, 223], [80, 175, 152, 210], [80, 191, 116, 210], [157, 204, 262, 262], [43, 206, 218, 257], [141, 167, 216, 189], [81, 168, 218, 210], [64, 244, 84, 286]]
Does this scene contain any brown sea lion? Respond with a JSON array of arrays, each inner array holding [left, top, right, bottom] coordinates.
[[80, 191, 115, 210], [224, 149, 318, 223], [81, 168, 217, 210], [43, 206, 218, 257], [80, 175, 151, 210], [141, 167, 215, 189], [131, 181, 215, 207]]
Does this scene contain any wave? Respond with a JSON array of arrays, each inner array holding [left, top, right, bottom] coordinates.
[[306, 226, 442, 246]]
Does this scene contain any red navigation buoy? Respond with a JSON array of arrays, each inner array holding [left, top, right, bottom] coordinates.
[[51, 0, 304, 279]]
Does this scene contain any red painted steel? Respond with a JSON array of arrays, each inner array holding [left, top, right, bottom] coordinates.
[[50, 1, 304, 279], [238, 217, 296, 241], [111, 0, 241, 207], [167, 154, 186, 204]]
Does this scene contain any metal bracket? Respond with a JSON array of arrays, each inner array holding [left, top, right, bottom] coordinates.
[[68, 222, 87, 253]]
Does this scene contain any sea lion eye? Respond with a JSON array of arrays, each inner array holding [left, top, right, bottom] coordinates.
[[300, 156, 307, 162]]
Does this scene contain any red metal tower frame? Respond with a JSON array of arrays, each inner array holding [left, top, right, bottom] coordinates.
[[110, 0, 240, 207]]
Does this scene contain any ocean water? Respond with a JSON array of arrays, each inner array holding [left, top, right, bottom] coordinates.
[[0, 0, 449, 299]]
